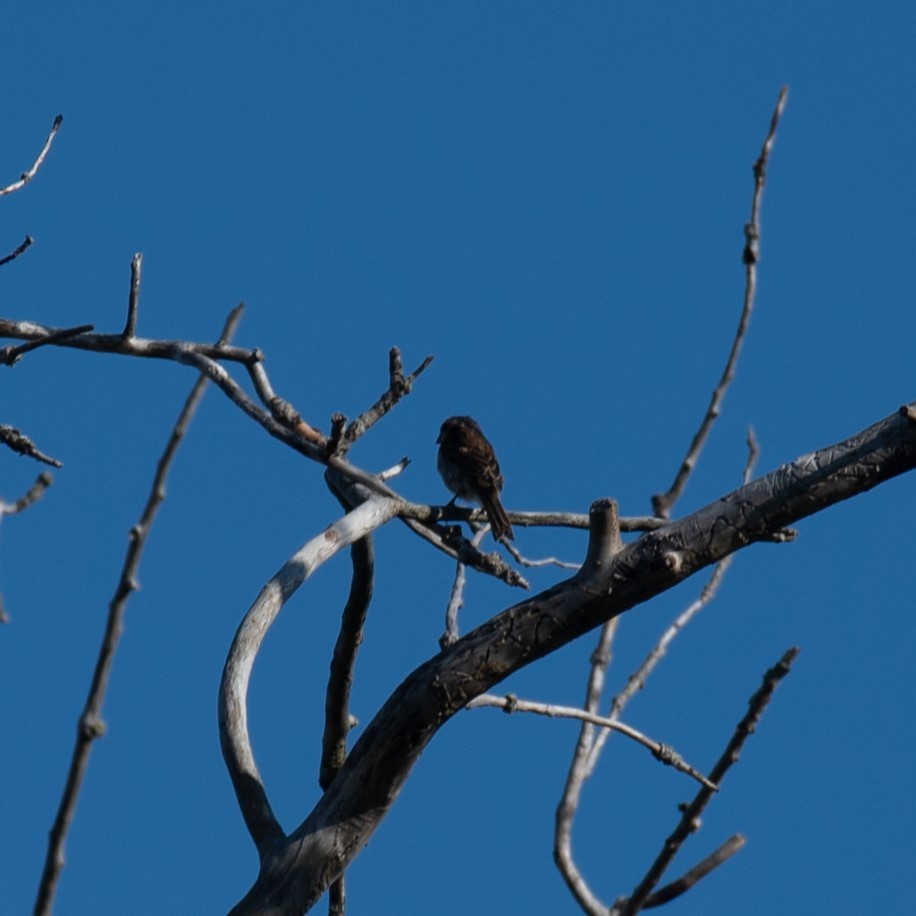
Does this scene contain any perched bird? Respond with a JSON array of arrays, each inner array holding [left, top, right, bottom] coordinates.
[[436, 415, 514, 542]]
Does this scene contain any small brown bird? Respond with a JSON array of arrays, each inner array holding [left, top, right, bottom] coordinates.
[[436, 415, 514, 542]]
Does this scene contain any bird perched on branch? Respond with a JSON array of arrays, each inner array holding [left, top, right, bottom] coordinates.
[[436, 415, 514, 542]]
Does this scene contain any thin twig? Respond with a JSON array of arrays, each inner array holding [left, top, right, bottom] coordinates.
[[554, 619, 619, 915], [0, 235, 33, 268], [436, 507, 667, 533], [471, 693, 715, 789], [555, 431, 762, 912], [0, 316, 624, 587], [0, 424, 63, 467], [33, 304, 244, 916], [377, 458, 410, 481], [334, 347, 434, 456], [652, 87, 788, 520], [588, 429, 761, 774], [0, 323, 94, 367], [0, 114, 63, 196], [0, 318, 260, 366], [0, 471, 53, 516], [502, 538, 580, 570], [440, 526, 487, 647], [617, 647, 799, 915], [0, 472, 54, 622], [122, 253, 142, 339], [641, 834, 746, 908]]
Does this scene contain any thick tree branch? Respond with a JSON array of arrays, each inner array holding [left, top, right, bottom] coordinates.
[[555, 431, 759, 912], [218, 494, 404, 856], [229, 400, 916, 914]]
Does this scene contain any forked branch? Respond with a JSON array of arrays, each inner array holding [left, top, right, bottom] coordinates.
[[229, 403, 916, 913]]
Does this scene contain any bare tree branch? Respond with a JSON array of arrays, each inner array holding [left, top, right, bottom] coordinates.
[[554, 617, 620, 915], [0, 314, 652, 583], [652, 87, 788, 519], [229, 404, 916, 913], [450, 507, 668, 533], [440, 525, 488, 647], [333, 346, 434, 456], [218, 492, 405, 856], [0, 235, 33, 267], [0, 317, 263, 368], [640, 834, 746, 909], [0, 323, 94, 367], [0, 472, 54, 623], [33, 304, 244, 916], [320, 506, 374, 916], [319, 500, 376, 792], [0, 471, 53, 517], [616, 648, 799, 915], [469, 693, 715, 789], [595, 429, 762, 768], [122, 252, 142, 339], [503, 536, 581, 570], [0, 114, 63, 196], [320, 459, 411, 915], [0, 424, 63, 467]]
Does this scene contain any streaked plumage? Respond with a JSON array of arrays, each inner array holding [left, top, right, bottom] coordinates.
[[436, 415, 514, 542]]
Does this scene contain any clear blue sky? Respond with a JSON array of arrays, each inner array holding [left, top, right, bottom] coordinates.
[[2, 4, 915, 914]]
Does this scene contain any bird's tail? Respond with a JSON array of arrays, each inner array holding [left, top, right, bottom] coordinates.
[[482, 492, 514, 542]]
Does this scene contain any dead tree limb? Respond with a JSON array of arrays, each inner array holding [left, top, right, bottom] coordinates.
[[229, 402, 916, 913]]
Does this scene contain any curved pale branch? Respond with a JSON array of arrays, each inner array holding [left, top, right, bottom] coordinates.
[[230, 403, 916, 913], [0, 114, 63, 196], [218, 494, 403, 855]]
